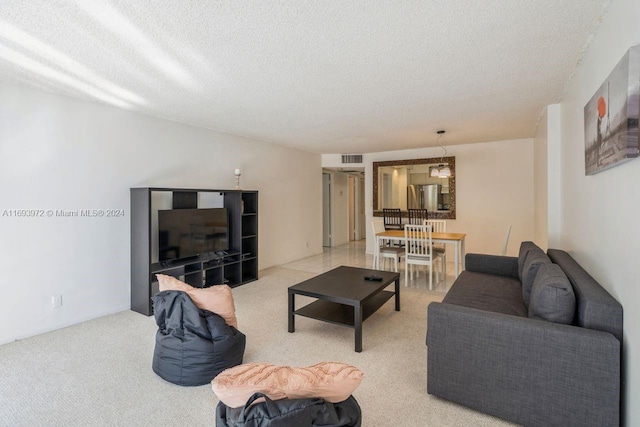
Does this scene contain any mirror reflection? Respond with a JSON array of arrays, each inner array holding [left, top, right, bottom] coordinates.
[[373, 156, 456, 219]]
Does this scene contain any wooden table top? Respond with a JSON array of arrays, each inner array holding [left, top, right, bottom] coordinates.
[[288, 266, 399, 303], [376, 230, 466, 241]]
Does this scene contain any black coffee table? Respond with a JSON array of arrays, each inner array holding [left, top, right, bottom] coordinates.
[[288, 266, 400, 352]]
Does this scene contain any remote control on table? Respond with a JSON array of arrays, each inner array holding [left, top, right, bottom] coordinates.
[[364, 275, 383, 281]]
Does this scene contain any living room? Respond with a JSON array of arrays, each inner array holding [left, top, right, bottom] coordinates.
[[1, 1, 638, 425]]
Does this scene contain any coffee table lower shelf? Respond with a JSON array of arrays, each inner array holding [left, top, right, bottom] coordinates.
[[288, 266, 400, 352], [293, 290, 395, 327]]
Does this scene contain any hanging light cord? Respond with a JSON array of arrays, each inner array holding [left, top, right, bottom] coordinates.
[[437, 131, 447, 164]]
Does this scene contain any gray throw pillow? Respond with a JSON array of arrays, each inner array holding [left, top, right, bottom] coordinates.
[[521, 248, 551, 306], [518, 241, 539, 282], [528, 263, 575, 324]]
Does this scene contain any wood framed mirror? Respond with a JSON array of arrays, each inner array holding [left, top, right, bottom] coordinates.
[[373, 156, 456, 219]]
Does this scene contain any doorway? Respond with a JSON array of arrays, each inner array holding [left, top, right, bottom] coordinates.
[[323, 169, 365, 246], [348, 173, 365, 241], [348, 176, 356, 241], [322, 172, 332, 247], [359, 175, 366, 238]]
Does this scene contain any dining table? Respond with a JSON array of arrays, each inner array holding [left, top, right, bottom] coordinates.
[[375, 230, 467, 278]]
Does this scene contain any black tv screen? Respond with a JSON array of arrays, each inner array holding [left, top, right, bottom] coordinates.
[[158, 208, 229, 262]]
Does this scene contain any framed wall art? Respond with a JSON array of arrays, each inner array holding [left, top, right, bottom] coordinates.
[[584, 45, 640, 175]]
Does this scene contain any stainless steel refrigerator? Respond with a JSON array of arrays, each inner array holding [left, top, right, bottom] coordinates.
[[407, 184, 440, 211]]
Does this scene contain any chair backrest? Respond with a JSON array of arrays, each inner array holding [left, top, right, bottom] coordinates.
[[423, 219, 446, 234], [372, 220, 386, 236], [383, 208, 402, 230], [404, 224, 433, 258], [408, 208, 428, 225], [501, 225, 512, 256], [372, 220, 389, 249]]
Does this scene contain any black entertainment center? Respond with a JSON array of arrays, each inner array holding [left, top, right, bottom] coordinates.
[[130, 187, 258, 316]]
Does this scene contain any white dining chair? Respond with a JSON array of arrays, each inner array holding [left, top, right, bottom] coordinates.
[[423, 219, 446, 248], [423, 219, 446, 233], [372, 220, 404, 272], [423, 219, 447, 266], [404, 224, 445, 289]]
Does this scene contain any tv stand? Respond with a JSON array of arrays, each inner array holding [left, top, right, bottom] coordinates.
[[130, 188, 258, 316]]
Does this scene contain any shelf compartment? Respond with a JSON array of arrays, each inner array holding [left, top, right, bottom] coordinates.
[[293, 291, 395, 327], [150, 267, 203, 288], [242, 258, 258, 283], [184, 272, 204, 288], [242, 215, 257, 236], [224, 262, 242, 286], [242, 237, 257, 258], [150, 265, 185, 277], [242, 192, 258, 214], [205, 266, 224, 286], [184, 262, 204, 275]]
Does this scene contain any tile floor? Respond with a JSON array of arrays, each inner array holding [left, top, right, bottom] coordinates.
[[281, 240, 456, 294]]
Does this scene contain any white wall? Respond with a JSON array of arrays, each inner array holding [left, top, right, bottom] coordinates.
[[533, 104, 562, 250], [552, 0, 640, 423], [324, 138, 535, 257], [0, 82, 322, 345], [534, 107, 549, 248], [546, 104, 562, 248]]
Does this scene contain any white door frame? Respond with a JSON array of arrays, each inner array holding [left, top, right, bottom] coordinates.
[[347, 173, 365, 241], [322, 172, 333, 247], [348, 175, 356, 241]]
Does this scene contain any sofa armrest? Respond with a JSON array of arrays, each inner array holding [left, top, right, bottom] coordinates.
[[465, 253, 519, 278], [427, 302, 620, 427]]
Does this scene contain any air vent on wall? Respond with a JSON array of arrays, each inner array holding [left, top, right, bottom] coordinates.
[[341, 154, 363, 164]]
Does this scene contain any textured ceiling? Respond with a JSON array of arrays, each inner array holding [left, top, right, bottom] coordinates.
[[0, 1, 609, 154]]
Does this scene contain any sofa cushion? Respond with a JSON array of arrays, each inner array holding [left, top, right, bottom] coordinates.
[[465, 253, 519, 278], [521, 248, 551, 306], [518, 241, 540, 282], [548, 249, 623, 341], [211, 362, 364, 408], [528, 263, 575, 324], [442, 271, 527, 317]]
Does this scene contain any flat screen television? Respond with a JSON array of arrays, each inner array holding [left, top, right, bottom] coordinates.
[[158, 208, 229, 262]]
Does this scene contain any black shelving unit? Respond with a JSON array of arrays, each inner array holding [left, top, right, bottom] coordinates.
[[130, 187, 258, 316], [240, 192, 259, 284]]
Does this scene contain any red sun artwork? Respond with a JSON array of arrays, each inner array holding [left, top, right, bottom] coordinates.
[[597, 96, 607, 118]]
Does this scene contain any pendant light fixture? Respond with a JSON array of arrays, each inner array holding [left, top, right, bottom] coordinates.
[[431, 130, 452, 178]]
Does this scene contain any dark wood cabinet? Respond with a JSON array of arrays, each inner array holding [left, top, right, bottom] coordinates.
[[130, 187, 258, 316]]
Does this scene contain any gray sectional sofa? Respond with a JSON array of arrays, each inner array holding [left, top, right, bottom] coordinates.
[[426, 242, 622, 427]]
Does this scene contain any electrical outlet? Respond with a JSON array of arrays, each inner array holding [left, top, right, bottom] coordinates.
[[51, 295, 63, 309]]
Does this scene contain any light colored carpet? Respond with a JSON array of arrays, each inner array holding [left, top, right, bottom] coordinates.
[[0, 267, 516, 426]]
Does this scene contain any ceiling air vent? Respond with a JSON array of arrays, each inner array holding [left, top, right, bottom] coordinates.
[[341, 154, 363, 164]]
